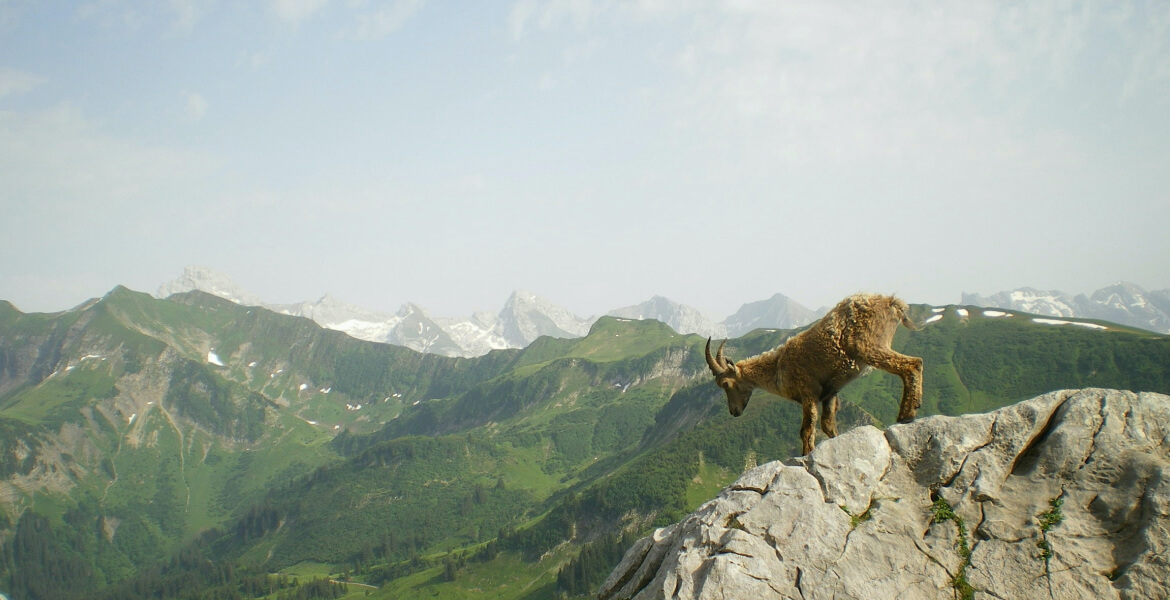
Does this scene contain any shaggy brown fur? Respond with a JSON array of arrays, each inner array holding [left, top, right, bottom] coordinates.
[[705, 293, 923, 455]]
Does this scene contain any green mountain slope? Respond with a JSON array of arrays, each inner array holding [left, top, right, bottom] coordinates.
[[0, 288, 524, 599], [1, 293, 1167, 600]]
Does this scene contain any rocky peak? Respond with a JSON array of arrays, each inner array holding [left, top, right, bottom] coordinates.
[[498, 289, 592, 347], [601, 388, 1170, 600], [156, 266, 264, 307], [722, 293, 822, 337], [608, 296, 724, 339]]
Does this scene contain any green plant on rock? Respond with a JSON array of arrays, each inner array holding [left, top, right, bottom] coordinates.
[[839, 504, 873, 530], [930, 496, 974, 600], [725, 514, 746, 531], [1036, 496, 1064, 571]]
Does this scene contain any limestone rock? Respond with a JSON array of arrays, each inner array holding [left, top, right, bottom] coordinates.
[[599, 389, 1170, 600]]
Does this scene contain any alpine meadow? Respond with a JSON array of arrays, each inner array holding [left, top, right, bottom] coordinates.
[[1, 287, 1168, 599]]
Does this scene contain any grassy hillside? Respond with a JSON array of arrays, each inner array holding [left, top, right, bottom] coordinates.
[[0, 288, 526, 600], [1, 293, 1168, 600]]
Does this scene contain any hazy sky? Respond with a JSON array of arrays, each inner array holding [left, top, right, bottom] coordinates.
[[2, 1, 1168, 320]]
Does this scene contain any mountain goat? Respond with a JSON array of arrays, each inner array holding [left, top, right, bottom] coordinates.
[[706, 293, 923, 455]]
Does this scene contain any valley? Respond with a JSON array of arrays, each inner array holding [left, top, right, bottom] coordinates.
[[1, 288, 1168, 600]]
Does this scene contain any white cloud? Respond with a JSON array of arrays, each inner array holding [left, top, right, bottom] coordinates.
[[0, 66, 46, 99], [236, 50, 271, 69], [508, 0, 698, 39], [184, 92, 208, 120], [351, 0, 426, 39], [563, 36, 604, 64], [0, 0, 25, 27], [507, 0, 537, 39], [76, 0, 148, 30], [0, 103, 221, 211], [168, 0, 215, 32], [74, 0, 214, 33], [512, 0, 1166, 173], [508, 0, 599, 39], [537, 73, 558, 91], [1117, 3, 1170, 102], [271, 0, 330, 22]]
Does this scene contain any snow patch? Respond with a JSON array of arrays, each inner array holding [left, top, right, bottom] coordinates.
[[248, 361, 258, 367], [320, 387, 332, 394], [128, 413, 137, 424], [299, 383, 308, 391], [207, 350, 224, 366], [931, 307, 945, 313], [1033, 318, 1108, 330], [983, 310, 1012, 318], [332, 318, 384, 331], [925, 315, 943, 324], [956, 308, 969, 318]]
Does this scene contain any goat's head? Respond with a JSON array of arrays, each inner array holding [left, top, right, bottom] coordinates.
[[705, 338, 754, 417]]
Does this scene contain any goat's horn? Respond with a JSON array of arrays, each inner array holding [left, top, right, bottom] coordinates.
[[705, 338, 725, 375], [715, 340, 729, 370]]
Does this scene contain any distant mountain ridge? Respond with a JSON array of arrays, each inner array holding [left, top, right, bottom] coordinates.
[[156, 268, 1170, 357], [963, 282, 1170, 335], [154, 267, 823, 357]]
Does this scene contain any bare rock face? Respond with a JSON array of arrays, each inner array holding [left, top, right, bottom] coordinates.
[[599, 389, 1170, 600]]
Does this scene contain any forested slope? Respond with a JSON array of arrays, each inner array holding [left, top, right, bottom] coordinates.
[[1, 295, 1167, 600]]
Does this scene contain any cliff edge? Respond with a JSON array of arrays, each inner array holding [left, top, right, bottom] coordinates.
[[600, 388, 1170, 600]]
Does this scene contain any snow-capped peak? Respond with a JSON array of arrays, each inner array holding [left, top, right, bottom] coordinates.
[[963, 283, 1170, 334], [156, 266, 265, 306], [498, 289, 592, 347], [156, 267, 1170, 359]]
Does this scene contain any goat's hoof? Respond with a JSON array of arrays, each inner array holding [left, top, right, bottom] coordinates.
[[896, 415, 916, 424]]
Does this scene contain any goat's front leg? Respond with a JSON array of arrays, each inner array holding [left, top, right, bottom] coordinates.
[[800, 398, 819, 455], [820, 395, 839, 438]]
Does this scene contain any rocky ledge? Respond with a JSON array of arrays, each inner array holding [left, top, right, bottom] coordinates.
[[600, 388, 1169, 600]]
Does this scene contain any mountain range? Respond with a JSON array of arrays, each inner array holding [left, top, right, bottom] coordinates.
[[155, 266, 822, 357], [158, 267, 1170, 358], [2, 281, 1169, 600], [963, 281, 1170, 335]]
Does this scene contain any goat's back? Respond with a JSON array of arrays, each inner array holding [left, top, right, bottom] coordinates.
[[797, 293, 907, 358]]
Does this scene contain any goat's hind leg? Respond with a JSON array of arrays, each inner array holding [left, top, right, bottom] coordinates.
[[860, 348, 923, 423]]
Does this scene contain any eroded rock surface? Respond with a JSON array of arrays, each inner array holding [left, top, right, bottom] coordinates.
[[599, 389, 1170, 600]]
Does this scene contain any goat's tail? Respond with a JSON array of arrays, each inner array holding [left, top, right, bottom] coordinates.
[[894, 297, 919, 331]]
